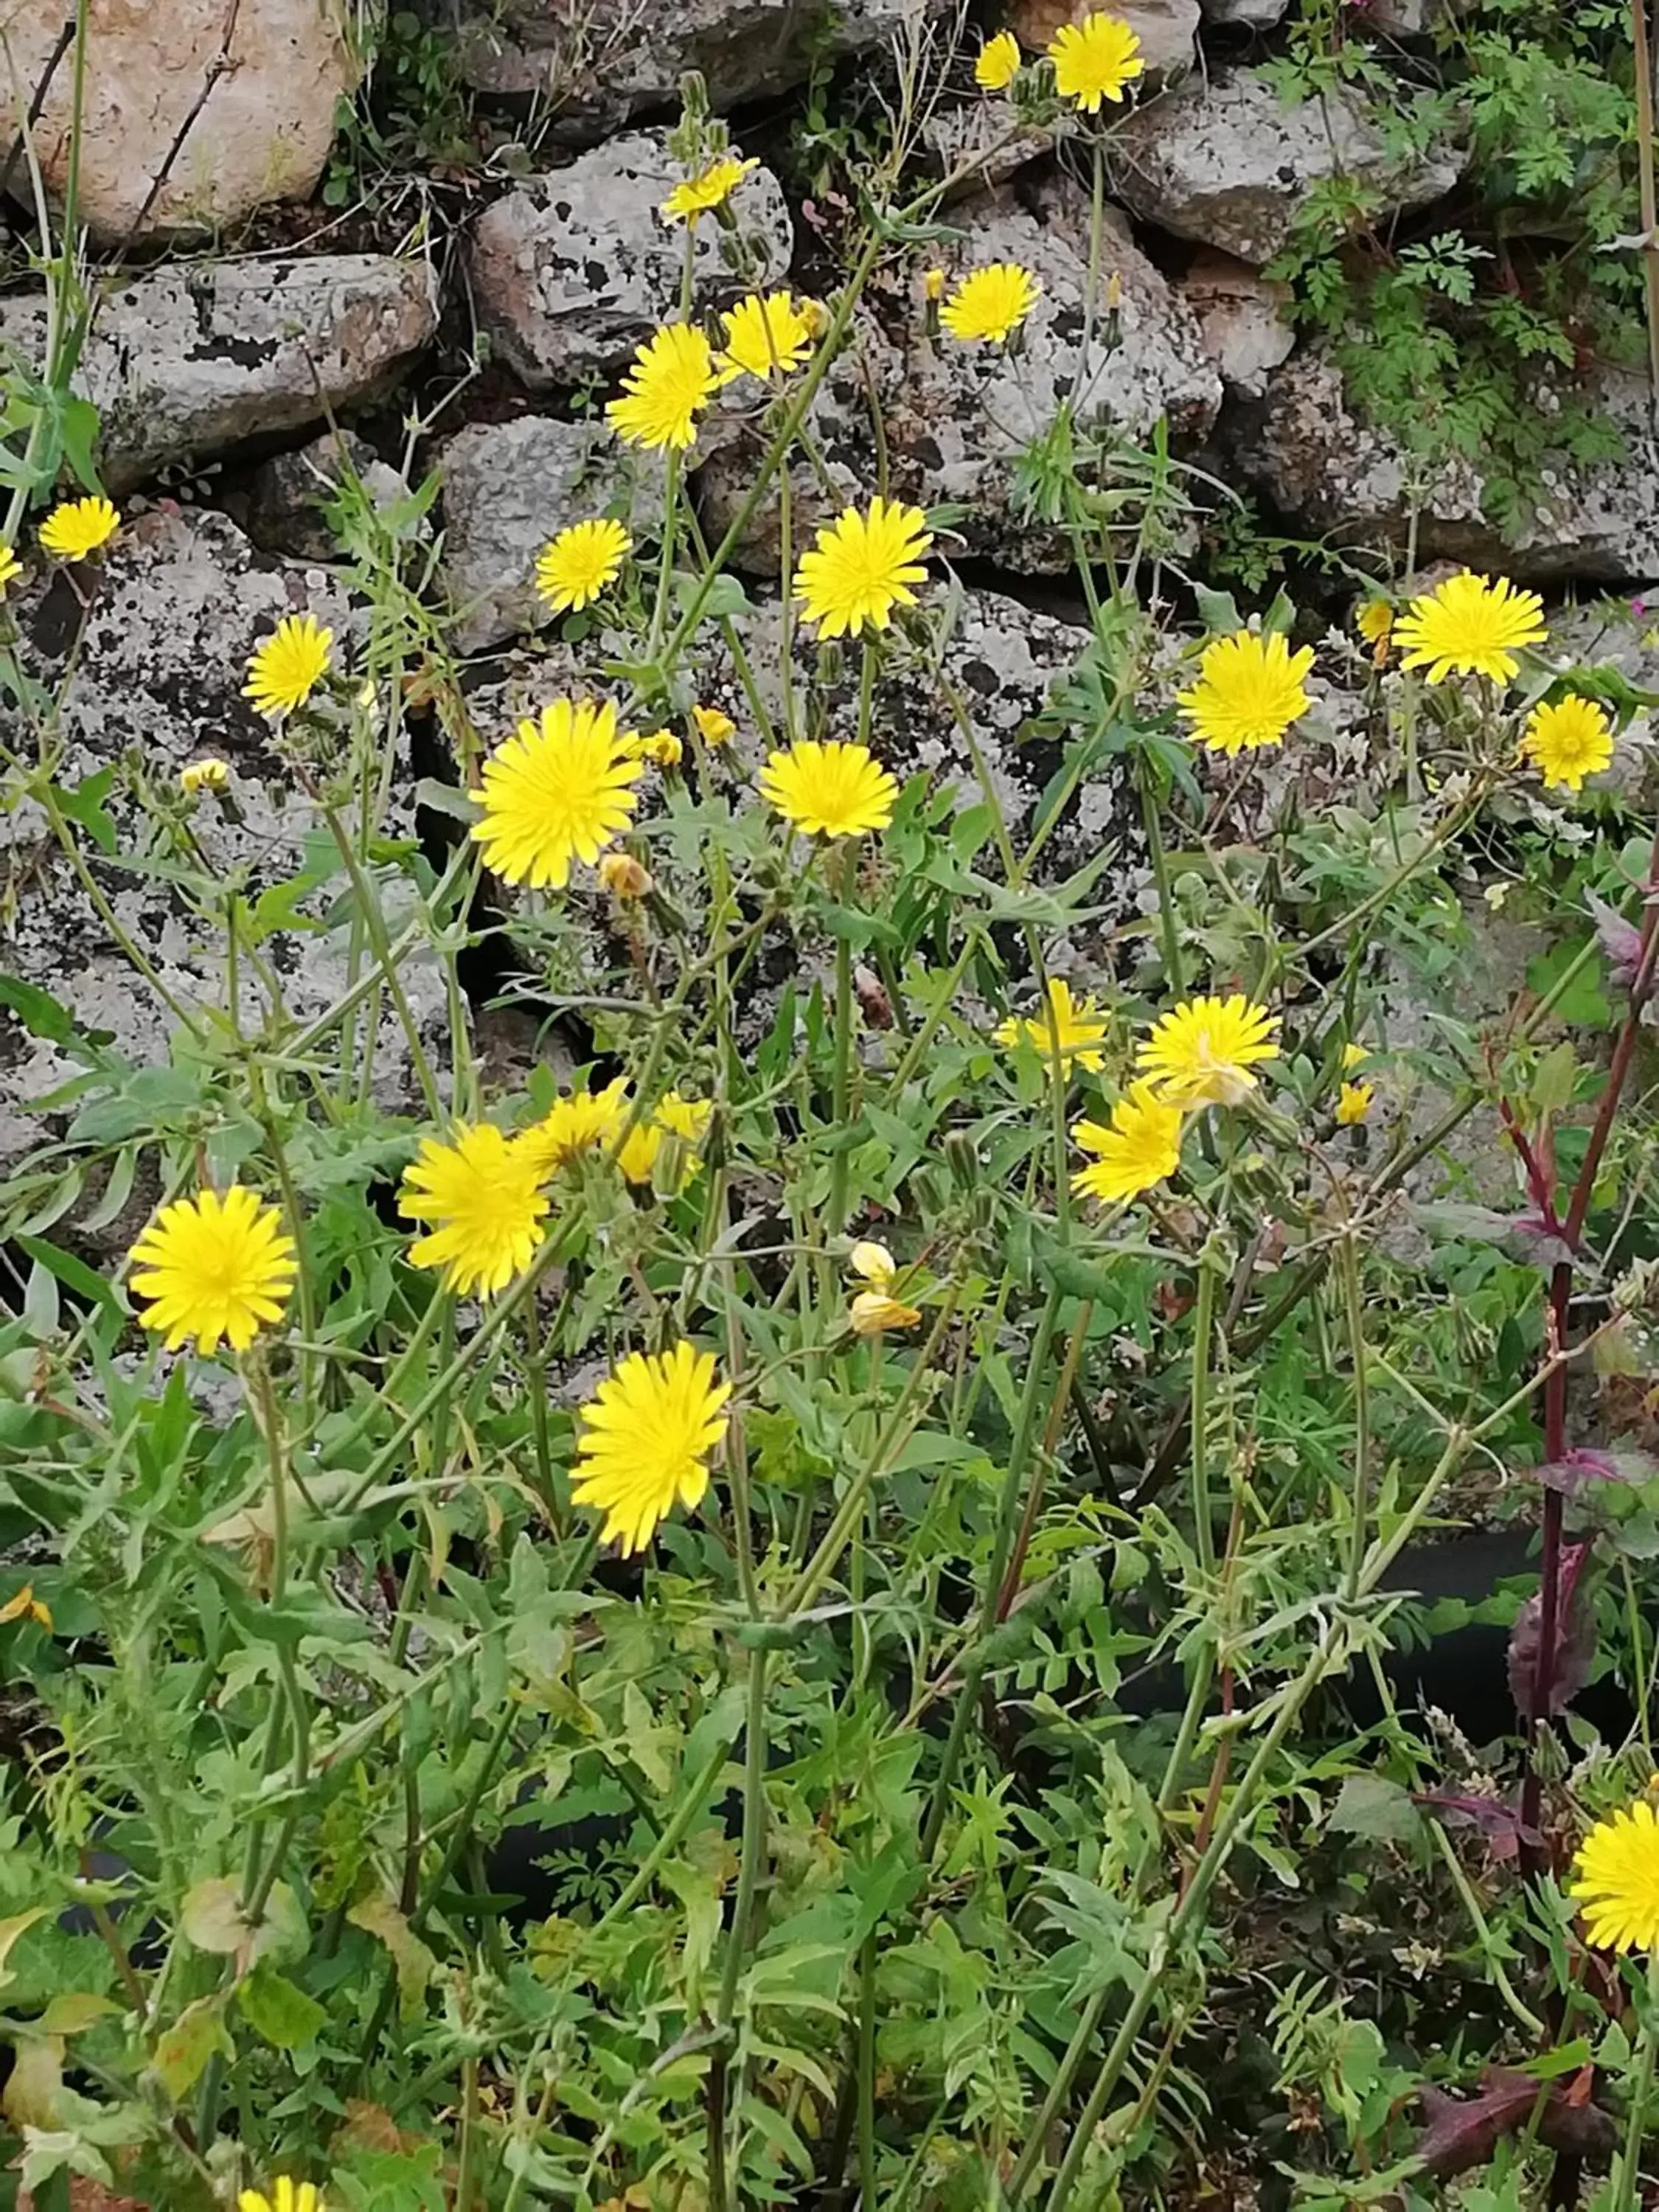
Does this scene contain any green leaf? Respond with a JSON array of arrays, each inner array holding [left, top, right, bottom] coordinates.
[[14, 1235, 122, 1319], [0, 1907, 49, 1986], [349, 1895, 436, 2023], [153, 1996, 233, 2101], [0, 972, 90, 1050], [39, 1992, 119, 2036], [55, 768, 118, 856], [237, 1960, 327, 2051], [179, 1877, 249, 1955], [1326, 1773, 1425, 1846]]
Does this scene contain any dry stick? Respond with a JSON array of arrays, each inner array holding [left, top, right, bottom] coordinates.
[[116, 0, 242, 255], [0, 15, 72, 209]]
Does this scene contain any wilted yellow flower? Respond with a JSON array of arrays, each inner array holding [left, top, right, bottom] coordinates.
[[851, 1289, 922, 1334], [1138, 994, 1280, 1109], [570, 1342, 731, 1554], [1071, 1082, 1184, 1206], [1342, 1041, 1368, 1071], [640, 728, 684, 767], [244, 614, 333, 719], [468, 697, 642, 890], [598, 852, 653, 900], [535, 518, 631, 614], [794, 497, 933, 639], [941, 262, 1041, 345], [994, 978, 1108, 1072], [1522, 695, 1614, 793], [693, 703, 736, 746], [923, 267, 947, 302], [129, 1186, 297, 1357], [0, 543, 20, 594], [1357, 599, 1394, 658], [1394, 571, 1547, 686], [849, 1240, 898, 1287], [1048, 11, 1144, 109], [1335, 1081, 1373, 1126], [759, 738, 898, 838], [715, 291, 816, 383], [179, 758, 229, 796], [1178, 631, 1315, 757], [39, 495, 118, 560], [975, 29, 1021, 88], [660, 155, 758, 223], [0, 1585, 52, 1630], [607, 323, 720, 451], [398, 1124, 549, 1297], [1570, 1798, 1659, 1952]]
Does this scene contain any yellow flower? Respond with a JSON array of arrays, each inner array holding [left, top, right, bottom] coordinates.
[[975, 29, 1022, 88], [759, 737, 899, 838], [850, 1289, 922, 1334], [1048, 11, 1144, 109], [244, 613, 333, 719], [1570, 1798, 1659, 1952], [693, 703, 737, 746], [660, 154, 758, 223], [469, 697, 643, 890], [535, 518, 631, 614], [793, 496, 933, 639], [1137, 993, 1280, 1109], [0, 543, 20, 594], [398, 1124, 549, 1297], [521, 1078, 632, 1175], [39, 495, 119, 560], [598, 852, 653, 899], [1522, 695, 1615, 793], [1071, 1082, 1184, 1205], [615, 1091, 712, 1189], [1342, 1041, 1368, 1071], [1357, 599, 1394, 657], [923, 267, 946, 302], [0, 1585, 52, 1630], [849, 1240, 898, 1287], [993, 978, 1109, 1073], [129, 1186, 297, 1357], [1335, 1081, 1373, 1126], [607, 323, 720, 451], [570, 1342, 731, 1554], [1393, 571, 1547, 686], [240, 2180, 324, 2212], [941, 262, 1041, 345], [639, 728, 683, 767], [715, 291, 816, 383], [1178, 630, 1315, 757], [179, 758, 229, 796]]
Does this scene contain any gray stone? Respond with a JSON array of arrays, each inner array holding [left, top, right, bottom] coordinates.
[[455, 0, 936, 132], [920, 101, 1072, 201], [1178, 250, 1294, 397], [243, 431, 410, 563], [436, 413, 666, 653], [1009, 0, 1198, 77], [1110, 67, 1464, 266], [0, 509, 447, 1179], [0, 0, 356, 245], [468, 132, 793, 387], [0, 256, 436, 495], [1199, 0, 1288, 24], [695, 178, 1220, 573], [1234, 350, 1659, 582], [1367, 0, 1451, 32]]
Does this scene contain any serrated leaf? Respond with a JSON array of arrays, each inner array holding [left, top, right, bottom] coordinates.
[[349, 1895, 435, 2023], [179, 1877, 249, 1955], [152, 1996, 232, 2101], [237, 1960, 326, 2051]]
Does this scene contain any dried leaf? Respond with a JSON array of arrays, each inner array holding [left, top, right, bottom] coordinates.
[[1587, 891, 1644, 990], [1416, 2066, 1617, 2179], [1534, 1447, 1659, 1495], [1412, 1792, 1539, 1862], [1508, 1541, 1596, 1720], [2, 2036, 63, 2129], [349, 1895, 436, 2023]]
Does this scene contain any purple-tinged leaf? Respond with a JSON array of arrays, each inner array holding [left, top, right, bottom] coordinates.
[[1587, 892, 1644, 990], [1510, 1208, 1577, 1271], [1534, 1447, 1659, 1496], [1416, 2066, 1616, 2180], [1412, 1791, 1539, 1861], [1508, 1541, 1596, 1722]]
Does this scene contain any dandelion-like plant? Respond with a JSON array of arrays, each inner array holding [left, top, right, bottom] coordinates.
[[606, 323, 720, 451], [759, 738, 899, 839], [520, 1079, 632, 1176], [1138, 994, 1280, 1109], [241, 2180, 324, 2212], [570, 1342, 732, 1554], [1522, 695, 1614, 793], [994, 978, 1109, 1072], [128, 1186, 297, 1357], [693, 703, 737, 746], [793, 497, 933, 639], [975, 29, 1021, 88], [0, 544, 20, 594], [1178, 630, 1315, 757], [245, 614, 333, 719], [1335, 1082, 1373, 1126], [660, 155, 757, 223], [179, 758, 229, 796], [1047, 11, 1144, 109], [716, 291, 816, 383], [469, 698, 643, 889], [1071, 1083, 1184, 1204], [398, 1124, 549, 1298], [942, 262, 1041, 345], [535, 518, 631, 615], [1571, 1798, 1659, 1952], [1393, 571, 1547, 686], [40, 495, 118, 560]]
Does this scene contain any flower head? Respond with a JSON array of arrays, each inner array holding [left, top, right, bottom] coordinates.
[[759, 738, 898, 839], [39, 495, 118, 560], [607, 323, 720, 451], [693, 703, 737, 747], [794, 496, 932, 639], [0, 1585, 51, 1631], [129, 1186, 297, 1356], [941, 262, 1041, 345], [245, 614, 333, 719], [640, 728, 683, 767], [1335, 1081, 1373, 1126], [994, 978, 1109, 1073], [570, 1342, 731, 1554], [615, 1091, 712, 1189], [1394, 571, 1547, 686], [716, 291, 816, 383], [1523, 695, 1614, 793], [1048, 11, 1144, 109], [398, 1124, 549, 1297], [851, 1289, 922, 1335], [975, 29, 1022, 88], [180, 758, 229, 796], [240, 2180, 323, 2212], [535, 518, 631, 615], [1357, 599, 1394, 658], [469, 697, 642, 889], [849, 1240, 898, 1287], [661, 155, 757, 223], [0, 544, 20, 595], [1178, 630, 1315, 757], [1138, 993, 1280, 1109], [1342, 1041, 1368, 1071], [521, 1079, 631, 1176], [923, 267, 947, 302], [1570, 1798, 1659, 1952], [1071, 1082, 1183, 1205], [599, 852, 653, 900]]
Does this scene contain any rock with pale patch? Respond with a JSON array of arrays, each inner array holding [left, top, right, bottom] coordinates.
[[1178, 251, 1294, 397], [242, 431, 411, 563]]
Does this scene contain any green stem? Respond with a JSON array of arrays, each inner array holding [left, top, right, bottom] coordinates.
[[1613, 1950, 1659, 2212], [1136, 748, 1184, 995], [1190, 1257, 1217, 1578]]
